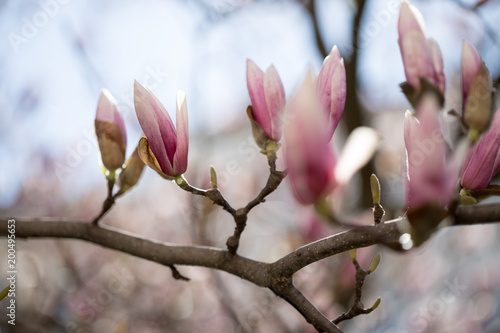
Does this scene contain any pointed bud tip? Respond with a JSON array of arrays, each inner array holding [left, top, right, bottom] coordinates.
[[368, 253, 381, 273]]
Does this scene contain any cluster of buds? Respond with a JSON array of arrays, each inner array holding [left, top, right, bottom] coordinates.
[[398, 1, 497, 243], [90, 1, 498, 249], [246, 47, 378, 208]]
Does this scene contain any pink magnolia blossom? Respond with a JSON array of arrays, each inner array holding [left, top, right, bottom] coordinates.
[[134, 80, 189, 178], [95, 89, 127, 171], [398, 1, 445, 94], [316, 45, 346, 139], [461, 109, 500, 190], [284, 75, 336, 204], [246, 59, 286, 142], [404, 95, 463, 210], [284, 75, 378, 205]]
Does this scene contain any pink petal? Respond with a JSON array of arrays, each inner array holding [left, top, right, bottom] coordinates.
[[427, 38, 446, 94], [263, 65, 285, 141], [173, 90, 189, 175], [317, 46, 344, 138], [398, 1, 426, 37], [134, 80, 175, 175], [461, 109, 500, 190], [405, 95, 448, 210], [246, 59, 270, 136], [328, 58, 346, 138], [96, 89, 127, 145], [399, 31, 433, 91], [284, 74, 335, 204], [461, 40, 482, 104]]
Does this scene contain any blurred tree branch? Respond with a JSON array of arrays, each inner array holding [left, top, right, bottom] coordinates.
[[2, 203, 499, 332]]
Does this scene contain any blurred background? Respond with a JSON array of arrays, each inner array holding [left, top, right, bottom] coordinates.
[[1, 0, 500, 332]]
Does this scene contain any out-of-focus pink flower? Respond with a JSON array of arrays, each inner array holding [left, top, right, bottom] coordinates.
[[461, 109, 500, 190], [95, 89, 127, 171], [284, 75, 336, 204], [404, 95, 463, 210], [284, 75, 379, 205], [316, 45, 346, 139], [461, 40, 492, 133], [398, 1, 445, 94], [246, 59, 286, 143], [134, 80, 188, 179]]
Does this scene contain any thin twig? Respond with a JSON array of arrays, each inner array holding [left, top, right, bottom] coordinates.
[[333, 251, 380, 325], [91, 177, 116, 226], [273, 279, 344, 333], [176, 161, 285, 255]]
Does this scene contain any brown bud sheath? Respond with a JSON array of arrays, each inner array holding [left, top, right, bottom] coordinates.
[[118, 146, 145, 195]]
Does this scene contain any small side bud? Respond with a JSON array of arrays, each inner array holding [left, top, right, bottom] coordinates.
[[210, 166, 218, 188], [349, 249, 357, 262], [370, 298, 381, 311], [370, 174, 381, 205], [368, 253, 381, 273], [0, 285, 10, 301]]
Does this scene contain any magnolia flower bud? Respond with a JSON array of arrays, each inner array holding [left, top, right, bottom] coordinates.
[[246, 59, 286, 148], [95, 89, 127, 171], [404, 94, 468, 245], [398, 1, 445, 99], [134, 81, 189, 179], [316, 45, 346, 139]]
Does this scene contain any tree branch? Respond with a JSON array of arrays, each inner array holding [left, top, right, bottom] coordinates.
[[274, 279, 344, 333], [0, 218, 270, 287], [2, 202, 499, 332]]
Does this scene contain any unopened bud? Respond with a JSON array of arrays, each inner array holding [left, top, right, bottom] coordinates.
[[368, 253, 381, 273], [95, 89, 127, 171], [349, 249, 357, 262], [210, 166, 218, 188], [370, 298, 381, 310], [370, 174, 381, 205]]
